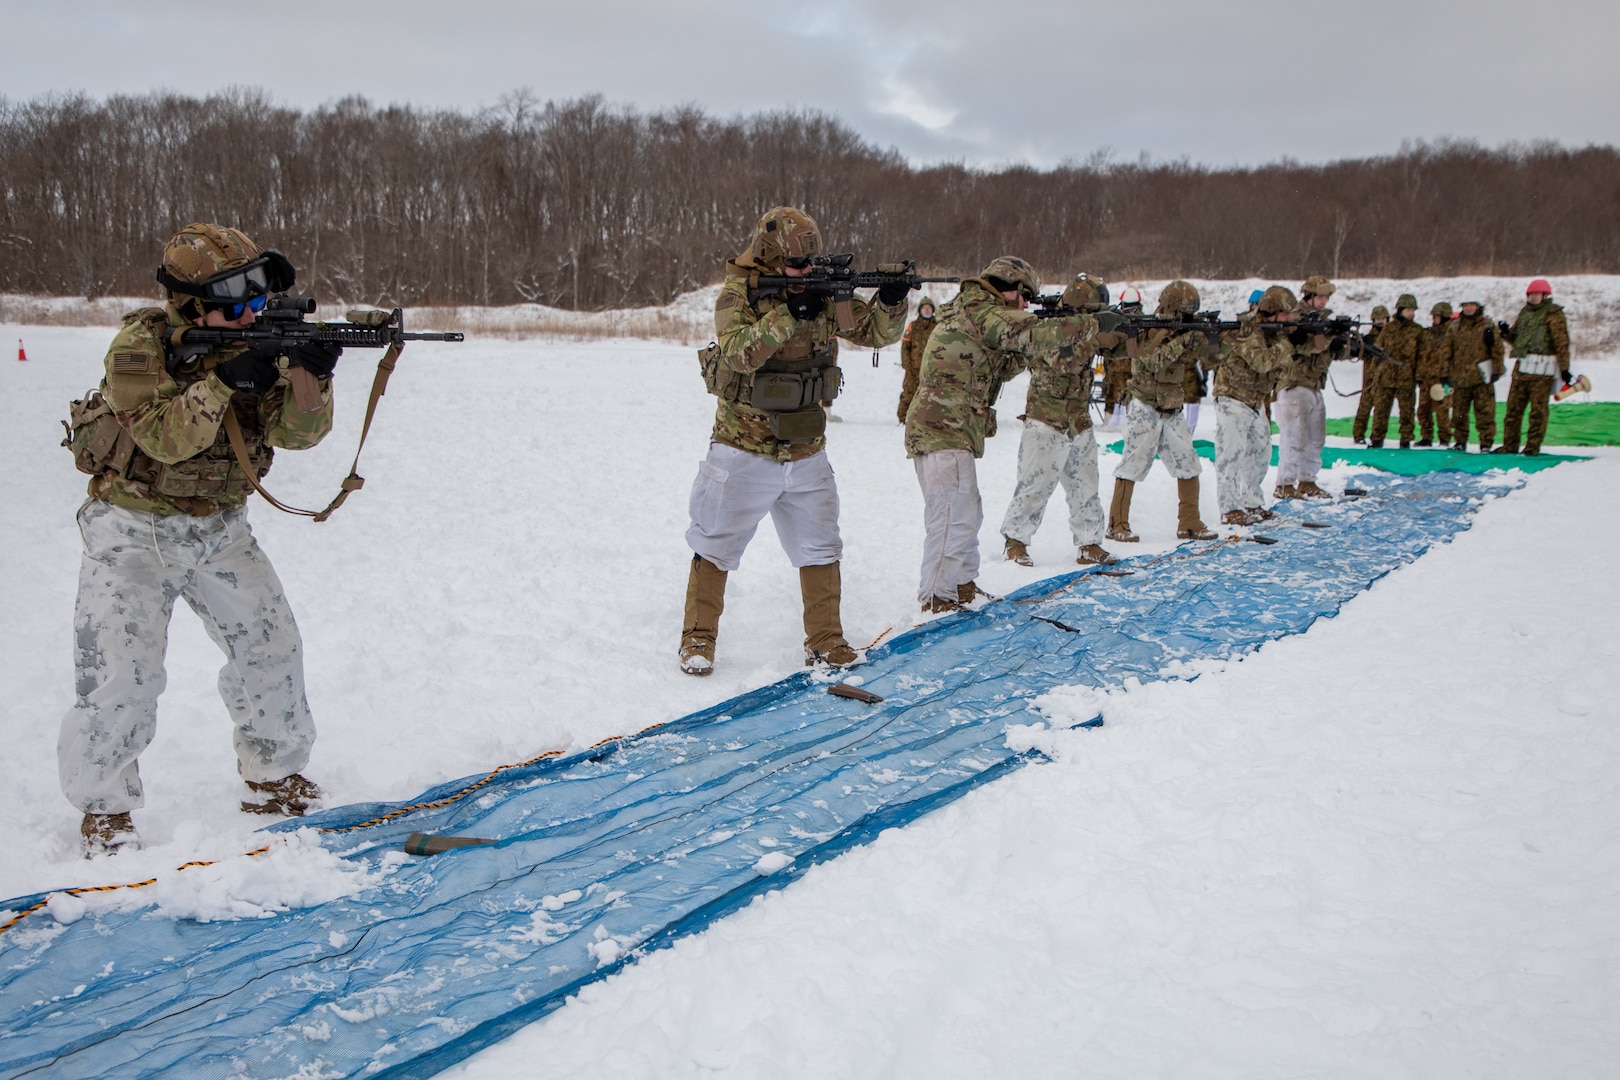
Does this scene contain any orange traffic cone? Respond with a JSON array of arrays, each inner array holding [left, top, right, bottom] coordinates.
[[16, 339, 26, 362]]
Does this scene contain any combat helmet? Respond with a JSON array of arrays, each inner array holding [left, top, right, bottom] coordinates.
[[1371, 305, 1390, 321], [1116, 285, 1145, 312], [1060, 272, 1110, 313], [979, 256, 1040, 301], [1300, 274, 1336, 299], [156, 222, 294, 321], [1156, 279, 1200, 316], [1257, 285, 1297, 315], [1431, 301, 1453, 319], [1395, 293, 1418, 313], [736, 206, 824, 271]]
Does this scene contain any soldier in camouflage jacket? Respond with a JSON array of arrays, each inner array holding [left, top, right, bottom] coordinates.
[[1443, 300, 1506, 451], [906, 258, 1119, 610], [1415, 302, 1455, 445], [1207, 287, 1293, 524], [1352, 306, 1388, 443], [1273, 275, 1341, 498], [998, 274, 1117, 568], [61, 224, 338, 854], [681, 207, 907, 676], [1368, 294, 1423, 447], [1496, 279, 1571, 456]]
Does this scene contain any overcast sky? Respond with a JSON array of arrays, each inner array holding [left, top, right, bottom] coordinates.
[[4, 0, 1615, 168]]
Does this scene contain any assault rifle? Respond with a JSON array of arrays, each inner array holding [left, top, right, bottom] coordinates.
[[747, 253, 958, 332], [167, 296, 464, 411], [164, 295, 465, 522]]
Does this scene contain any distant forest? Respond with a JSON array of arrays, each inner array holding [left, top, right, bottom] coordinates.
[[2, 89, 1617, 309]]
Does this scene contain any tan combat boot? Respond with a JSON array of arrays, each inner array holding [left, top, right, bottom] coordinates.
[[1273, 483, 1298, 500], [679, 554, 727, 676], [242, 773, 323, 816], [957, 581, 994, 607], [1175, 476, 1217, 540], [81, 812, 140, 857], [1106, 478, 1139, 542], [1003, 536, 1033, 567], [801, 561, 859, 668], [1296, 480, 1331, 499], [1222, 509, 1249, 526], [921, 595, 965, 614], [1076, 544, 1117, 566]]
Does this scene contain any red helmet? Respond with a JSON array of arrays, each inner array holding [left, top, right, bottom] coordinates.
[[1526, 278, 1552, 296]]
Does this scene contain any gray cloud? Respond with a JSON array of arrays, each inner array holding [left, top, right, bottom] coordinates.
[[4, 0, 1616, 167]]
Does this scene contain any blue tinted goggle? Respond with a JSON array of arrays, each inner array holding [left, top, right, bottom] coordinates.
[[208, 293, 268, 320]]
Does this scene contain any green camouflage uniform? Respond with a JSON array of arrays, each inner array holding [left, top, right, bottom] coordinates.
[[1416, 313, 1455, 444], [92, 305, 334, 516], [1500, 299, 1570, 453], [1351, 314, 1388, 441], [1446, 307, 1506, 448], [897, 311, 936, 423], [713, 270, 905, 462], [904, 278, 1103, 459], [1369, 315, 1423, 443]]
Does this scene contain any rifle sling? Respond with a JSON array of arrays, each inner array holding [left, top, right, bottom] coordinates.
[[220, 340, 404, 523]]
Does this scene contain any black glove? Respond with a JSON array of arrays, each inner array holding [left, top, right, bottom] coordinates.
[[1093, 310, 1125, 334], [785, 290, 828, 322], [1497, 320, 1512, 337], [1329, 333, 1350, 352], [213, 348, 281, 395], [1562, 369, 1574, 384], [1287, 327, 1311, 346], [875, 281, 910, 307], [289, 340, 342, 380]]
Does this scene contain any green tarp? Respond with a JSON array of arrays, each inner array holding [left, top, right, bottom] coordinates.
[[1322, 400, 1620, 447], [1102, 439, 1585, 475]]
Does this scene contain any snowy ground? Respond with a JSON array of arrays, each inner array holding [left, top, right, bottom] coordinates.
[[3, 291, 1618, 1077]]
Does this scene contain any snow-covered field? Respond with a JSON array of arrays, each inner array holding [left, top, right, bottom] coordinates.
[[3, 279, 1618, 1077]]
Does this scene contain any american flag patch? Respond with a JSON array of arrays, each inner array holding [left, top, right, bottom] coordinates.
[[112, 352, 154, 374]]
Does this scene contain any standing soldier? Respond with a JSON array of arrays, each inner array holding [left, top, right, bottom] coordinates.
[[1208, 286, 1294, 525], [896, 297, 936, 423], [680, 206, 907, 675], [1415, 301, 1454, 446], [1000, 273, 1117, 569], [1105, 280, 1217, 543], [1494, 278, 1570, 457], [1273, 275, 1339, 499], [1446, 299, 1505, 452], [60, 223, 339, 855], [1352, 304, 1390, 445], [1100, 286, 1142, 428], [906, 257, 1120, 611], [1368, 294, 1422, 448]]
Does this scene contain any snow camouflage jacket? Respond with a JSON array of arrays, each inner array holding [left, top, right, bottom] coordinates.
[[1275, 303, 1337, 391], [91, 306, 334, 516], [1125, 330, 1204, 411], [711, 270, 905, 461], [1210, 314, 1288, 411], [1372, 316, 1424, 390], [904, 278, 1104, 459], [1444, 309, 1507, 389], [1507, 299, 1570, 369], [897, 314, 936, 423]]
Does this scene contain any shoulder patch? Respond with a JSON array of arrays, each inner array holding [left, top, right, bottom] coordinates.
[[113, 351, 159, 375]]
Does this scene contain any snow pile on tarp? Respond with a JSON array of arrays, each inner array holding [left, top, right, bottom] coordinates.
[[0, 470, 1529, 1080]]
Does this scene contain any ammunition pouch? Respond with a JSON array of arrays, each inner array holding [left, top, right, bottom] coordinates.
[[62, 390, 136, 477], [766, 406, 829, 443], [1154, 361, 1187, 411], [749, 366, 841, 410]]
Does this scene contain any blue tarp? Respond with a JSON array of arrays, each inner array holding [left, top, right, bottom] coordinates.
[[0, 470, 1528, 1079]]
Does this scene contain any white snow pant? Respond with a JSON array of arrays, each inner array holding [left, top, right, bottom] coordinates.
[[59, 500, 315, 814], [1113, 397, 1202, 483], [1214, 397, 1273, 514], [685, 442, 842, 572], [999, 421, 1103, 548], [1274, 385, 1326, 487], [1184, 402, 1201, 433], [914, 449, 982, 604]]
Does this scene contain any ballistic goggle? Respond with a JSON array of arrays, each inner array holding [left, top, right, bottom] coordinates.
[[156, 251, 296, 309]]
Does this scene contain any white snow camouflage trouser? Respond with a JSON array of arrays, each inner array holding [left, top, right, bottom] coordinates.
[[913, 449, 982, 604], [1214, 396, 1273, 514], [999, 421, 1103, 548], [1274, 385, 1326, 486], [1113, 397, 1202, 484], [59, 500, 315, 814], [685, 442, 842, 572]]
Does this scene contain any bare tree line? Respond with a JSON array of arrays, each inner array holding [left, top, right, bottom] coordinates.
[[2, 88, 1616, 309]]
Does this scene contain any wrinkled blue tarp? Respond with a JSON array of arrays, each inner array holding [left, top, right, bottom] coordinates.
[[0, 470, 1524, 1079]]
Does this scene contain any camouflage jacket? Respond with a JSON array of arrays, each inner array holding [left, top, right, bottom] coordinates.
[[905, 278, 1103, 458], [1446, 311, 1506, 388], [1126, 330, 1205, 411], [1210, 314, 1288, 411], [1416, 323, 1453, 384], [898, 315, 936, 422], [1372, 316, 1423, 390], [1507, 300, 1570, 368], [712, 269, 905, 461], [1020, 331, 1098, 438], [92, 306, 334, 516], [1275, 304, 1336, 391]]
